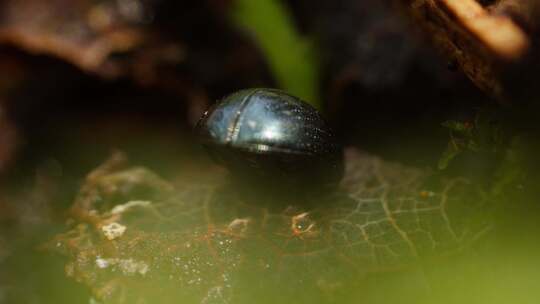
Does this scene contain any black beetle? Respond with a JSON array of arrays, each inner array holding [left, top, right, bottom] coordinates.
[[196, 88, 343, 193]]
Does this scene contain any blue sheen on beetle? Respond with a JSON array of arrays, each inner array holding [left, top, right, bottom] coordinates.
[[196, 88, 343, 191]]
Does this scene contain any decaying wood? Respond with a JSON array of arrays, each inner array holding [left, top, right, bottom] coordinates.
[[489, 0, 540, 32], [398, 0, 532, 101], [442, 0, 528, 59]]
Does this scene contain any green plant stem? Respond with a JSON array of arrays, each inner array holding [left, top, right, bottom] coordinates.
[[231, 0, 320, 108]]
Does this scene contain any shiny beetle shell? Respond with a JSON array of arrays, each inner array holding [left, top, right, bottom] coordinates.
[[196, 88, 343, 189]]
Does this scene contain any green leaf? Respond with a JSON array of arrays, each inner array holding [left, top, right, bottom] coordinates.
[[230, 0, 320, 108], [442, 120, 472, 134], [438, 141, 463, 170]]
